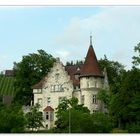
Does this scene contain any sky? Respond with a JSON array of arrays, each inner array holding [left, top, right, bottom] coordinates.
[[0, 6, 140, 71]]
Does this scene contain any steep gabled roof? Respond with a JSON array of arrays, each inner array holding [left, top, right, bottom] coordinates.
[[65, 64, 83, 86], [31, 77, 45, 89], [43, 106, 54, 112], [80, 41, 103, 77]]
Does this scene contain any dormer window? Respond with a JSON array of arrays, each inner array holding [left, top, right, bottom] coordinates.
[[55, 73, 59, 81], [77, 67, 80, 71]]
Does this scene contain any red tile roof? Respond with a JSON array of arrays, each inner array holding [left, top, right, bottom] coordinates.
[[80, 45, 103, 77], [32, 43, 103, 89], [43, 106, 54, 112], [65, 65, 83, 86], [31, 77, 45, 89], [5, 70, 14, 76], [32, 65, 83, 89]]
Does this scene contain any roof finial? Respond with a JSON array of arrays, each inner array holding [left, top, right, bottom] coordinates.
[[90, 32, 92, 46]]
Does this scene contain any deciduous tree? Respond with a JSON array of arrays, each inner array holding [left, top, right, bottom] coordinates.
[[13, 49, 55, 105]]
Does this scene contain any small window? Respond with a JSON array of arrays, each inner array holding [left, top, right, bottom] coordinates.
[[46, 124, 48, 129], [55, 73, 59, 81], [46, 112, 49, 120], [93, 110, 97, 113], [59, 85, 64, 92], [77, 67, 80, 71], [95, 81, 98, 88], [93, 95, 97, 104], [37, 98, 42, 107], [87, 81, 89, 87], [51, 85, 55, 92], [47, 97, 51, 105]]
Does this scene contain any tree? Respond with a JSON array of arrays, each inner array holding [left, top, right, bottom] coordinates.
[[132, 43, 140, 67], [0, 103, 26, 133], [55, 97, 112, 133], [90, 112, 113, 133], [55, 97, 90, 132], [13, 49, 55, 105], [109, 43, 140, 131], [110, 68, 140, 129], [25, 103, 44, 131], [98, 56, 126, 93], [97, 89, 110, 112]]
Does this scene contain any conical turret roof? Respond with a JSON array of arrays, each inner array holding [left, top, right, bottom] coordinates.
[[80, 37, 103, 77]]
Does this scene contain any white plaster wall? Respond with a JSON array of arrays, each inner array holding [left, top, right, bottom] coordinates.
[[33, 93, 43, 111], [73, 90, 82, 104], [80, 77, 104, 113], [41, 60, 73, 122]]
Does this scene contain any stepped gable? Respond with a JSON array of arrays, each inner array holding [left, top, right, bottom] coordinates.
[[32, 64, 83, 89], [43, 106, 54, 112], [80, 37, 103, 77], [65, 64, 83, 86]]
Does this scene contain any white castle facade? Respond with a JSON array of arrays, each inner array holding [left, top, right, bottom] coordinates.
[[32, 37, 108, 129]]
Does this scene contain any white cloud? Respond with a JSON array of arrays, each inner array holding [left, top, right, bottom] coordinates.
[[53, 7, 140, 69], [56, 50, 70, 58]]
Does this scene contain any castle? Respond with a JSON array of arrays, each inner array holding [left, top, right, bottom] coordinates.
[[32, 36, 108, 129]]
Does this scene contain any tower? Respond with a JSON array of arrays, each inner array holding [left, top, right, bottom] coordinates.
[[80, 35, 104, 113]]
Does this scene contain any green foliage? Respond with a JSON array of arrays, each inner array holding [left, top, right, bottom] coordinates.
[[110, 68, 140, 129], [25, 103, 44, 130], [132, 43, 140, 66], [0, 75, 15, 96], [91, 113, 113, 133], [97, 89, 110, 107], [55, 97, 112, 133], [0, 103, 26, 133], [126, 123, 140, 133], [13, 49, 55, 105], [66, 60, 84, 66], [98, 56, 125, 93]]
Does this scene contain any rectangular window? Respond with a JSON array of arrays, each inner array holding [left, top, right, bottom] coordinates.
[[37, 89, 42, 93], [51, 85, 55, 92], [37, 98, 42, 107], [95, 81, 98, 88], [46, 112, 49, 120], [55, 85, 59, 91], [93, 95, 97, 104], [87, 81, 89, 88], [55, 73, 59, 81], [47, 97, 51, 105], [59, 85, 64, 91]]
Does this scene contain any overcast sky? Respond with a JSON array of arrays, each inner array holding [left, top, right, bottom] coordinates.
[[0, 6, 140, 71]]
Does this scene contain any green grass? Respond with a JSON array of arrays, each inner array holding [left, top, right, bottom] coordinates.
[[0, 75, 15, 96]]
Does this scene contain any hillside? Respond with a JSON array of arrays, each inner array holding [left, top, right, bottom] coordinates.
[[0, 75, 15, 96]]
